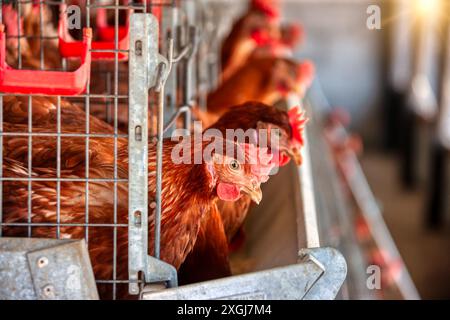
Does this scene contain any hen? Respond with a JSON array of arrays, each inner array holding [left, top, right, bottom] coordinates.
[[2, 128, 274, 299], [21, 2, 62, 69], [220, 0, 281, 80], [2, 4, 40, 69], [195, 56, 314, 128], [179, 102, 307, 284]]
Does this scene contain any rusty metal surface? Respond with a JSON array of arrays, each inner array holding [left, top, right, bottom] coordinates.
[[0, 237, 98, 300]]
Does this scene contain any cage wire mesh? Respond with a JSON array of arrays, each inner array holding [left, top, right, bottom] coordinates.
[[0, 0, 183, 300]]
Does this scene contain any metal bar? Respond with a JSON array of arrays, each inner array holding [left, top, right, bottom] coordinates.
[[106, 72, 112, 124], [0, 94, 129, 99], [0, 177, 128, 182], [90, 49, 129, 53], [6, 35, 57, 40], [0, 133, 128, 138], [154, 38, 173, 260], [181, 24, 197, 132], [161, 5, 179, 136], [154, 65, 165, 260], [27, 96, 32, 237], [128, 13, 155, 295], [87, 5, 143, 10], [56, 96, 61, 239], [113, 0, 120, 300], [342, 151, 420, 300], [163, 105, 190, 134], [17, 1, 22, 69], [39, 0, 44, 70], [85, 0, 91, 247], [0, 94, 3, 237], [286, 93, 321, 249], [0, 222, 128, 228]]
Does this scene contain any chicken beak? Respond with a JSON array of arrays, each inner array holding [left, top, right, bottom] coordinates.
[[285, 146, 303, 165], [242, 184, 263, 205]]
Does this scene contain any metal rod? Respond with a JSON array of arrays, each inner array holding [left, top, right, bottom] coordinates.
[[154, 38, 173, 260], [0, 93, 129, 99], [163, 105, 190, 134], [27, 96, 32, 237], [17, 1, 22, 69], [0, 132, 127, 138], [113, 0, 120, 299], [0, 222, 128, 228], [0, 93, 3, 237], [39, 0, 44, 70], [154, 63, 166, 260], [85, 0, 91, 247], [286, 93, 320, 248], [0, 177, 128, 182], [56, 96, 61, 239]]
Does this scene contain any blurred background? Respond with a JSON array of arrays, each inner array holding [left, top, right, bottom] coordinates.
[[217, 0, 450, 299], [278, 0, 450, 299]]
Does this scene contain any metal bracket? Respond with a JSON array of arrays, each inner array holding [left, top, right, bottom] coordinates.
[[298, 248, 347, 300], [0, 238, 98, 300], [128, 13, 177, 296], [140, 247, 346, 300]]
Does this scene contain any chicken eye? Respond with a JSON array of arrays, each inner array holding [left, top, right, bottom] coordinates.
[[229, 160, 241, 171], [274, 130, 283, 137]]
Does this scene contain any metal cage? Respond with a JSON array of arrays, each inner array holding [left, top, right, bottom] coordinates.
[[0, 0, 348, 300]]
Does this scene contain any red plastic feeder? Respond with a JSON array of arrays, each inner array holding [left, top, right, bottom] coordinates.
[[58, 4, 129, 61], [0, 25, 92, 96]]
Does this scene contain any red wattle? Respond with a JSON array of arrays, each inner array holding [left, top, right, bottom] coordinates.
[[217, 183, 241, 202]]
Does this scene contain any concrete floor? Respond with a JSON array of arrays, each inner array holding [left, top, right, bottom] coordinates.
[[360, 151, 450, 299]]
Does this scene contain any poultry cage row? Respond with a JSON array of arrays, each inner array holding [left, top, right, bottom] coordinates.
[[0, 0, 348, 300]]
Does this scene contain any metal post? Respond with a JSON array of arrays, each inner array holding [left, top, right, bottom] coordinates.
[[128, 13, 155, 295], [128, 13, 177, 296]]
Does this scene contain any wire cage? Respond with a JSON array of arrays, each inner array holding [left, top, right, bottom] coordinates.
[[0, 0, 226, 300], [0, 0, 348, 300], [0, 0, 165, 300]]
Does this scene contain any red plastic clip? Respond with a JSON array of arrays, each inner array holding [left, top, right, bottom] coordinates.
[[58, 4, 129, 61], [0, 24, 92, 95]]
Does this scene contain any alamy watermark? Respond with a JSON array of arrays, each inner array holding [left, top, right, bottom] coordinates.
[[367, 5, 381, 30]]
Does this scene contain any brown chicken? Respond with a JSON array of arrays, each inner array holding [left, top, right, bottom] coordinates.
[[179, 102, 307, 284], [220, 0, 281, 80], [22, 2, 62, 69], [194, 56, 314, 128], [2, 4, 41, 69], [2, 125, 274, 299]]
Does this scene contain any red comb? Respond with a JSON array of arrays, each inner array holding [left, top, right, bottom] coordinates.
[[250, 29, 272, 46], [251, 0, 280, 19], [288, 106, 308, 146], [251, 29, 292, 59]]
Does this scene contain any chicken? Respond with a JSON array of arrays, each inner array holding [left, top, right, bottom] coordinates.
[[2, 4, 41, 69], [179, 102, 307, 284], [21, 2, 61, 69], [2, 133, 274, 299], [194, 57, 314, 128], [1, 94, 117, 138], [220, 0, 281, 81]]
